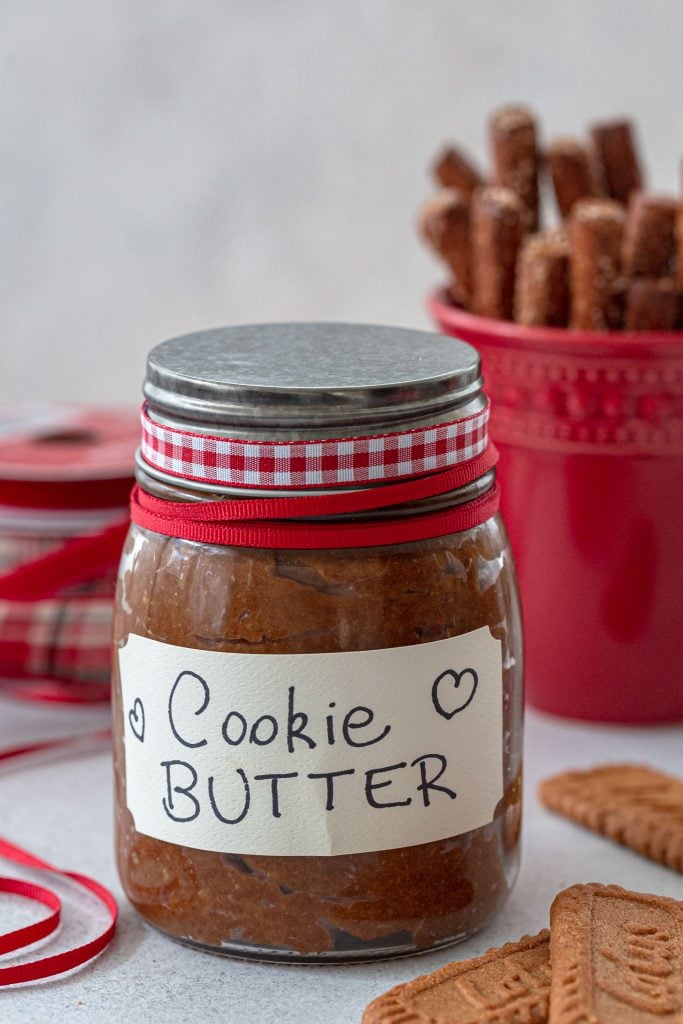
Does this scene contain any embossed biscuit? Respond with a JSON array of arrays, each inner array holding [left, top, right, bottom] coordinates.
[[539, 764, 683, 872], [362, 931, 550, 1024], [549, 883, 683, 1023]]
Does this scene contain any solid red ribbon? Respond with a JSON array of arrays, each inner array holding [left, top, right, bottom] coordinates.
[[131, 445, 500, 549], [0, 877, 61, 956], [0, 729, 111, 765], [0, 730, 117, 986], [0, 521, 129, 604], [0, 837, 117, 986], [0, 477, 134, 511]]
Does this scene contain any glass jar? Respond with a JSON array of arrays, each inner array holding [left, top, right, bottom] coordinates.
[[113, 323, 523, 963]]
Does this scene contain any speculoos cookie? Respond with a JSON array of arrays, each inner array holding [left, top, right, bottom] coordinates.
[[539, 764, 683, 872], [362, 930, 550, 1024], [549, 883, 683, 1023]]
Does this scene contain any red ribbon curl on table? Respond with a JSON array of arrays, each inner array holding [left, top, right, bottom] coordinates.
[[0, 730, 117, 986]]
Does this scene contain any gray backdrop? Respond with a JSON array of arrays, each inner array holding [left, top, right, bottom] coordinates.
[[3, 0, 681, 402]]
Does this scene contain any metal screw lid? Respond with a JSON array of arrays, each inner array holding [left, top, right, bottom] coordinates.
[[144, 322, 484, 441]]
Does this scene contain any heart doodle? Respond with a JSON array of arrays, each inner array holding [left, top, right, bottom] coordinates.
[[128, 698, 145, 743], [432, 668, 478, 720]]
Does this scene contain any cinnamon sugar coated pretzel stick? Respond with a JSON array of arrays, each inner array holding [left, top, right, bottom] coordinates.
[[591, 118, 643, 204], [569, 199, 626, 330], [423, 106, 683, 330], [432, 145, 484, 199], [677, 160, 683, 293], [547, 137, 600, 217], [515, 229, 570, 327], [418, 188, 472, 305], [623, 192, 677, 277], [490, 104, 540, 230], [472, 187, 525, 320], [625, 278, 678, 330]]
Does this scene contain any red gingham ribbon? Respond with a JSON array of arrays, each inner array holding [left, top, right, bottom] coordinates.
[[140, 402, 490, 489]]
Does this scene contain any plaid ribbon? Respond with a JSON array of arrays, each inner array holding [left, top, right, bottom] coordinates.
[[140, 402, 490, 488], [0, 524, 123, 702]]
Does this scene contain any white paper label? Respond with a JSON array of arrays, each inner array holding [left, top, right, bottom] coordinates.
[[119, 629, 503, 857]]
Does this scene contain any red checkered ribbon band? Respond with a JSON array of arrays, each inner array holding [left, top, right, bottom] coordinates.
[[140, 403, 490, 489]]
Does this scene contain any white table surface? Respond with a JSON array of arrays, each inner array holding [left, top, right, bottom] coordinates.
[[1, 697, 682, 1023]]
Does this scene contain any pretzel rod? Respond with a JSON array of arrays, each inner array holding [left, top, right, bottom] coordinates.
[[419, 188, 472, 305], [515, 229, 570, 326], [547, 138, 600, 218], [587, 141, 608, 197], [423, 106, 683, 331], [472, 186, 525, 320], [678, 159, 683, 295], [569, 198, 626, 330], [489, 105, 540, 230], [622, 192, 677, 277], [625, 278, 678, 330], [591, 119, 643, 204], [432, 145, 484, 199]]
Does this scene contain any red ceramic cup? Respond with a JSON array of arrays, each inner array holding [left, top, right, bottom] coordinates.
[[429, 290, 683, 723]]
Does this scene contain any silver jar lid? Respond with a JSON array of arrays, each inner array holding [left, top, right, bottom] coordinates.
[[144, 322, 483, 441]]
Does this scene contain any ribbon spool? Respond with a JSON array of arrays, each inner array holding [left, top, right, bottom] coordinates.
[[0, 405, 137, 703]]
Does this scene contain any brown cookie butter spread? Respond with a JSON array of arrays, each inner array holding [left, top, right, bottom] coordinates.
[[113, 324, 523, 962]]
